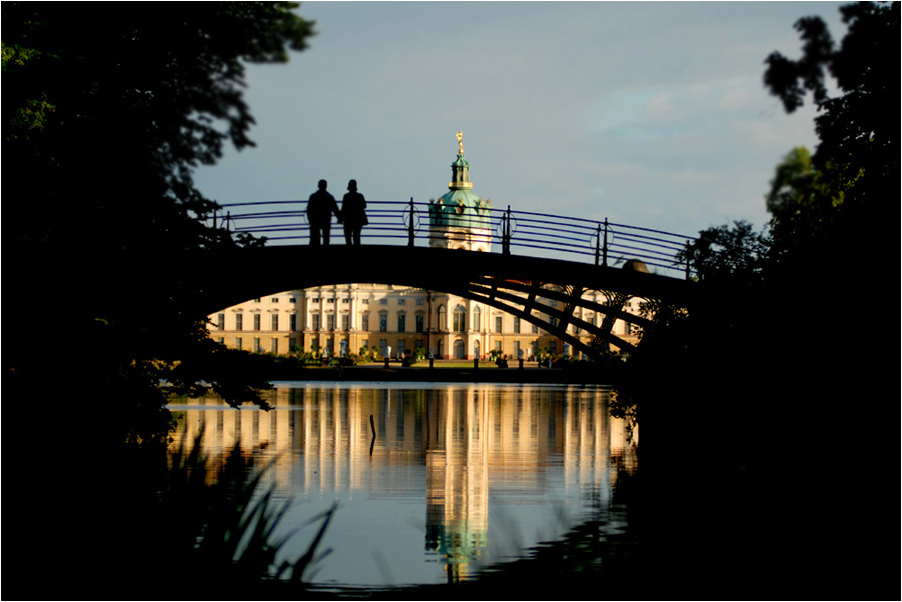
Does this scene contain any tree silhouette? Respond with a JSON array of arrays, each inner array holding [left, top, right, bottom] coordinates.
[[4, 2, 315, 422], [763, 1, 898, 261], [632, 6, 897, 597], [4, 6, 315, 594]]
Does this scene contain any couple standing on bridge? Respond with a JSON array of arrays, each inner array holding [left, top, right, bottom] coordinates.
[[307, 179, 368, 246]]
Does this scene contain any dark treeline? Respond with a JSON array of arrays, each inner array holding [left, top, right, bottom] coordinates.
[[3, 3, 317, 597], [618, 3, 898, 599]]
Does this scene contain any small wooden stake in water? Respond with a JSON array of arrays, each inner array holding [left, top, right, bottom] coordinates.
[[369, 414, 376, 456]]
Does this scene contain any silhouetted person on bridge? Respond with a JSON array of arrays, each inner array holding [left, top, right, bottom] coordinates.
[[307, 179, 340, 245], [341, 179, 368, 245]]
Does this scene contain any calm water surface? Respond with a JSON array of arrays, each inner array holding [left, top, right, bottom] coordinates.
[[167, 382, 637, 588]]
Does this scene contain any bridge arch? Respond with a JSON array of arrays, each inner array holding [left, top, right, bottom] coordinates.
[[194, 245, 696, 362]]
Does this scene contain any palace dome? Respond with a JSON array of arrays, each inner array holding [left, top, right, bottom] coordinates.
[[429, 132, 491, 229]]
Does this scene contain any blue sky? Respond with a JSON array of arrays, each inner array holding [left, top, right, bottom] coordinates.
[[194, 1, 846, 238]]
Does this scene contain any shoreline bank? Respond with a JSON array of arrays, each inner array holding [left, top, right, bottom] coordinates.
[[270, 364, 618, 385]]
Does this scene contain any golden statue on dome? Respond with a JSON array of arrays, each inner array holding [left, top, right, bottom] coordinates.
[[456, 130, 464, 154]]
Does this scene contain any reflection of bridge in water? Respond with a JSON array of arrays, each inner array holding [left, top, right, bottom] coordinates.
[[168, 384, 637, 583]]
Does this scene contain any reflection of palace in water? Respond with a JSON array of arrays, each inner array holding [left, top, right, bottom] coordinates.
[[169, 385, 637, 581]]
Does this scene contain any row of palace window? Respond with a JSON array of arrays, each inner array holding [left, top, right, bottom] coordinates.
[[217, 306, 609, 335], [246, 295, 429, 306]]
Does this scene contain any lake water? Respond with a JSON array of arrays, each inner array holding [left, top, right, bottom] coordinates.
[[166, 382, 637, 588]]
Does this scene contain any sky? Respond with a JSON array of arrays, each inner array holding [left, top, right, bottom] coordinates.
[[193, 1, 847, 239]]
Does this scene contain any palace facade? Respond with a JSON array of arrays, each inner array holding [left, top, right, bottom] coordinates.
[[207, 135, 643, 359]]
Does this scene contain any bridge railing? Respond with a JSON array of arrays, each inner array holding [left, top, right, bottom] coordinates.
[[210, 199, 697, 279]]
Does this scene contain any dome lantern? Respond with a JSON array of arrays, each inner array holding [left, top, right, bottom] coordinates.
[[428, 131, 492, 252]]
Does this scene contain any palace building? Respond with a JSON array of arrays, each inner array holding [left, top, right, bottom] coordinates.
[[207, 134, 643, 360]]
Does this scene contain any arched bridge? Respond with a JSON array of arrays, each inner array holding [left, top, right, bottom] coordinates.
[[197, 200, 699, 359]]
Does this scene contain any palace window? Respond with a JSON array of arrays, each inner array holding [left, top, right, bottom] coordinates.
[[379, 314, 388, 332], [217, 313, 225, 330], [513, 317, 521, 334], [397, 313, 406, 333], [494, 315, 503, 333], [415, 314, 425, 333], [271, 314, 279, 331], [361, 313, 370, 331], [438, 305, 447, 331], [453, 305, 466, 333], [235, 313, 243, 331], [253, 314, 261, 331], [289, 313, 297, 331]]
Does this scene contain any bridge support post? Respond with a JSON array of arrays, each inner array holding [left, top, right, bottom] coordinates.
[[408, 197, 415, 247], [502, 205, 512, 255], [602, 219, 609, 267], [595, 223, 601, 266]]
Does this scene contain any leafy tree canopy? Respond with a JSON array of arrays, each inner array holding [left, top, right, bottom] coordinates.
[[4, 3, 315, 439], [763, 1, 899, 239], [677, 220, 771, 287], [686, 2, 898, 286], [3, 2, 313, 246]]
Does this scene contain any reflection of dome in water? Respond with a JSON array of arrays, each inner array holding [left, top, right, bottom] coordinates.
[[622, 259, 649, 273]]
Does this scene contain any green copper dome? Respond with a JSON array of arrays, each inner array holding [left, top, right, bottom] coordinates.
[[429, 132, 491, 229]]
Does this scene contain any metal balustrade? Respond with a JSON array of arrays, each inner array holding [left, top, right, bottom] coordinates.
[[210, 199, 697, 279]]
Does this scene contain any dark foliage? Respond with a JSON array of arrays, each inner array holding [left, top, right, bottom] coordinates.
[[626, 4, 898, 598], [763, 1, 899, 265], [3, 3, 315, 596], [4, 1, 314, 427]]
